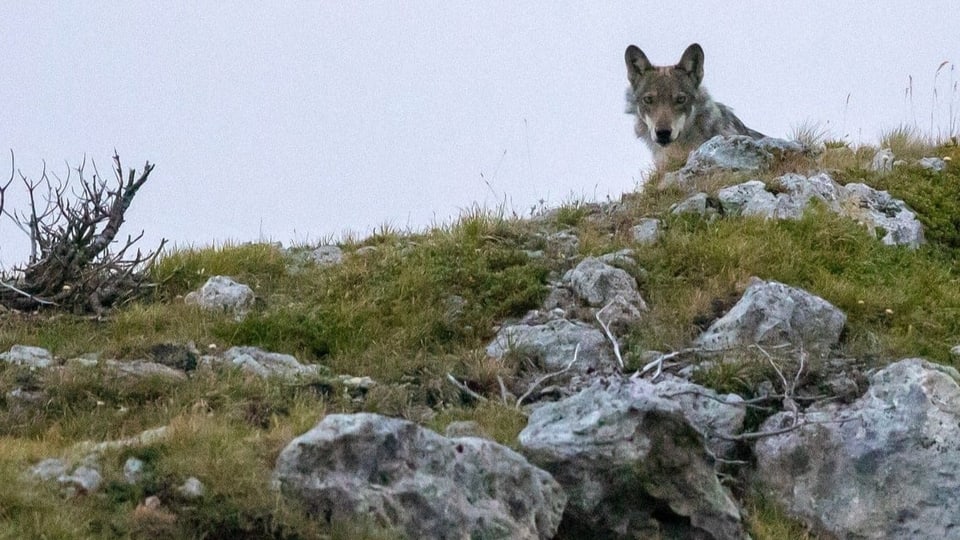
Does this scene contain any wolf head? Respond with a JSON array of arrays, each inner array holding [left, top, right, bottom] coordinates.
[[625, 43, 705, 148]]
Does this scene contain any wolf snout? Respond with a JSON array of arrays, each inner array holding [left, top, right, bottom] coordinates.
[[654, 129, 673, 145]]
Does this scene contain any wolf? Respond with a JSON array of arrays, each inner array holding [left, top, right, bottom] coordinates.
[[625, 43, 765, 165]]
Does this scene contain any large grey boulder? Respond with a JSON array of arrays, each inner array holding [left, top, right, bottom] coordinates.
[[754, 358, 960, 538], [650, 375, 746, 459], [486, 319, 615, 373], [694, 278, 846, 355], [562, 257, 647, 311], [273, 413, 566, 540], [519, 379, 746, 539], [1, 345, 54, 368], [184, 275, 255, 320]]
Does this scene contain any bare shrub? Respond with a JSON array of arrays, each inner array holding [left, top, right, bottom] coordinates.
[[0, 152, 164, 315]]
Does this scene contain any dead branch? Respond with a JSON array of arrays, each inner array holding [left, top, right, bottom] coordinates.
[[0, 151, 11, 220], [446, 373, 488, 402], [595, 300, 624, 370], [0, 152, 164, 315], [636, 347, 706, 381]]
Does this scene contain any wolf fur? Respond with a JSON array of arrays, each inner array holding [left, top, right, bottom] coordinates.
[[625, 43, 765, 165]]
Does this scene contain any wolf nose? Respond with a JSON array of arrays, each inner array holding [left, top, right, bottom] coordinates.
[[654, 130, 673, 145]]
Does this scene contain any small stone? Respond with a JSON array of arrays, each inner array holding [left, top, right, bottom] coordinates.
[[29, 458, 68, 481], [58, 465, 103, 494], [1, 345, 54, 369], [917, 157, 946, 172], [124, 458, 146, 484], [310, 245, 344, 266], [630, 218, 661, 245], [177, 477, 205, 499]]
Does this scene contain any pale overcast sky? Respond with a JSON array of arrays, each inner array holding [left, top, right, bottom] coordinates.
[[1, 2, 957, 267]]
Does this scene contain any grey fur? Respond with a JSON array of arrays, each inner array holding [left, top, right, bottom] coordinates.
[[625, 43, 765, 164]]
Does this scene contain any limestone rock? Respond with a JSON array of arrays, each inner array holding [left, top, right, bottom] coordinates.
[[519, 380, 746, 539], [694, 278, 846, 355], [486, 319, 615, 373], [29, 458, 68, 481], [124, 458, 146, 484], [1, 345, 54, 369], [917, 156, 947, 171], [717, 173, 924, 248], [671, 192, 715, 217], [630, 218, 661, 245], [58, 465, 103, 495], [755, 358, 960, 538], [310, 245, 344, 266], [650, 374, 746, 459], [664, 135, 813, 185], [273, 413, 566, 540], [177, 477, 205, 499], [562, 257, 647, 311], [217, 346, 323, 379], [841, 182, 924, 248], [184, 275, 255, 320]]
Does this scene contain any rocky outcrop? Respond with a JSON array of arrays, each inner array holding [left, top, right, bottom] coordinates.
[[716, 173, 924, 248], [694, 278, 846, 356], [273, 413, 566, 540], [754, 358, 960, 539], [184, 275, 255, 320], [664, 135, 814, 185], [519, 379, 747, 539]]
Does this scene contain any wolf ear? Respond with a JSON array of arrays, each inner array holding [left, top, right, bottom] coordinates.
[[677, 43, 704, 86], [625, 45, 653, 84]]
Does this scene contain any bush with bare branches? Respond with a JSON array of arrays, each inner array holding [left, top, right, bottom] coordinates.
[[0, 152, 164, 315]]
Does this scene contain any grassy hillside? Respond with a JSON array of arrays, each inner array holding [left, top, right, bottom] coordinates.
[[0, 134, 958, 538]]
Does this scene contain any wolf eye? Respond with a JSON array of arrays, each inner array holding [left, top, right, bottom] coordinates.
[[641, 95, 654, 105], [675, 95, 688, 105]]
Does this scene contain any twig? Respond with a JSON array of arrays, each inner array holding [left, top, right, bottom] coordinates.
[[712, 413, 860, 442], [496, 375, 510, 405], [446, 373, 487, 402], [595, 300, 624, 369], [636, 347, 705, 381], [0, 280, 57, 305], [516, 343, 579, 407]]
